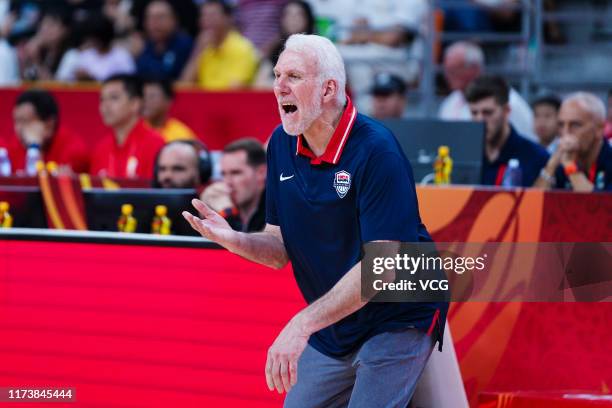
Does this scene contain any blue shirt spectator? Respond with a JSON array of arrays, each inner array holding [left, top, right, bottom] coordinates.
[[135, 0, 193, 80], [465, 75, 549, 187], [137, 31, 193, 80], [481, 125, 549, 187]]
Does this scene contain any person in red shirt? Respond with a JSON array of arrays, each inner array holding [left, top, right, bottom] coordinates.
[[3, 89, 90, 175], [91, 74, 165, 179]]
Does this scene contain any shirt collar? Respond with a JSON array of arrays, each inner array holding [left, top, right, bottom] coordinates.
[[116, 118, 146, 150], [296, 96, 357, 165], [488, 125, 520, 165]]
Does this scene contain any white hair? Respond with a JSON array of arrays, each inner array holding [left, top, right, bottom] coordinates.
[[564, 92, 606, 123], [283, 34, 346, 105], [445, 41, 485, 68]]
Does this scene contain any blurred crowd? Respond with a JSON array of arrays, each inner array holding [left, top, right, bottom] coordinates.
[[0, 0, 535, 90], [0, 0, 610, 234]]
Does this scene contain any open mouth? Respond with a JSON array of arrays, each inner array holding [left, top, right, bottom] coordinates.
[[281, 103, 298, 114]]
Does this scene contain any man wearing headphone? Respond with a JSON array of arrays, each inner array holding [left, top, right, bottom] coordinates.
[[153, 140, 212, 190]]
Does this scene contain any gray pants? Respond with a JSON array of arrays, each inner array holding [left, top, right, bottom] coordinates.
[[284, 329, 434, 408]]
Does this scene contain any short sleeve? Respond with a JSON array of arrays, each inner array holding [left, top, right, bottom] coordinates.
[[265, 136, 279, 225], [358, 151, 420, 243]]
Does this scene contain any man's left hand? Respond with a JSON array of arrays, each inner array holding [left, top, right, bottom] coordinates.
[[265, 315, 310, 394]]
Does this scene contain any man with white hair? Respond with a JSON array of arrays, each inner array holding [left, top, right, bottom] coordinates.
[[183, 33, 446, 406], [535, 92, 611, 192], [439, 41, 536, 140]]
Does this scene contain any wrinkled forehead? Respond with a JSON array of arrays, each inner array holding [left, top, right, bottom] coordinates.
[[560, 100, 595, 123], [275, 49, 317, 76]]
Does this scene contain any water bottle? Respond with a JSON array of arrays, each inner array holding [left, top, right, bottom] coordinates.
[[117, 203, 138, 233], [0, 147, 11, 176], [25, 145, 42, 176], [501, 158, 523, 188], [433, 145, 453, 185], [0, 201, 13, 228], [151, 205, 172, 235]]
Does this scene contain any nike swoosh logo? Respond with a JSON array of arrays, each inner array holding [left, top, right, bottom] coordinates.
[[280, 173, 294, 182]]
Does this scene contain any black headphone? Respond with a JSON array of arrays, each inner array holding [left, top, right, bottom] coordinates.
[[152, 139, 213, 188]]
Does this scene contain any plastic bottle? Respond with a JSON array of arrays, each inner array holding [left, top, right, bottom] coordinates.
[[46, 161, 59, 175], [117, 204, 137, 233], [25, 145, 42, 176], [0, 147, 11, 176], [502, 158, 523, 188], [0, 201, 13, 228], [433, 145, 453, 185], [151, 205, 172, 235]]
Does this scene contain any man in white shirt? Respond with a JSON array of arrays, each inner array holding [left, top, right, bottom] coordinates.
[[438, 41, 536, 141]]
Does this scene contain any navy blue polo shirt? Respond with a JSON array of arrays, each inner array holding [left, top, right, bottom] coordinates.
[[554, 140, 612, 191], [136, 32, 193, 80], [481, 126, 550, 187], [266, 98, 447, 357]]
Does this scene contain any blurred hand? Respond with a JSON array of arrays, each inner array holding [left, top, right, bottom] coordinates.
[[200, 181, 233, 212], [74, 68, 94, 81], [194, 30, 215, 53], [559, 134, 579, 164], [182, 199, 237, 245], [20, 121, 46, 146]]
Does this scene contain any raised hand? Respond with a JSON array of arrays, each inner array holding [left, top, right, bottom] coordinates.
[[182, 198, 237, 245]]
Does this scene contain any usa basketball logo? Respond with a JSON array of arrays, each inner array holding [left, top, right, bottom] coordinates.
[[333, 170, 351, 198]]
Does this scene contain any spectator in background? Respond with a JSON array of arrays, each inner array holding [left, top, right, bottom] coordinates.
[[130, 0, 199, 38], [18, 8, 71, 80], [103, 0, 135, 38], [442, 0, 521, 33], [369, 72, 407, 120], [2, 89, 90, 174], [201, 138, 266, 232], [308, 0, 428, 109], [135, 0, 193, 80], [91, 74, 165, 178], [55, 13, 135, 82], [154, 139, 212, 189], [1, 0, 42, 45], [605, 89, 612, 140], [142, 77, 196, 142], [536, 92, 611, 192], [180, 0, 258, 90], [531, 92, 561, 153], [255, 0, 315, 88], [438, 41, 536, 141], [0, 1, 41, 84], [465, 75, 549, 187], [235, 0, 287, 53]]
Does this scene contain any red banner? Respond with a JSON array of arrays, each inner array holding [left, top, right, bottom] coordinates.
[[0, 87, 280, 150]]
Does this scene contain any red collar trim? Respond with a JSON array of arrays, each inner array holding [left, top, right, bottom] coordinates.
[[296, 97, 357, 165]]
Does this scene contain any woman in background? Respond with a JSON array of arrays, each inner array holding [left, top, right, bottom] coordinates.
[[254, 0, 315, 88]]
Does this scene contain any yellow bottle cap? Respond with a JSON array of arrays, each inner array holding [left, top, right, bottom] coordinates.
[[35, 160, 45, 172], [155, 205, 167, 216], [46, 161, 58, 172], [0, 201, 9, 211], [438, 145, 449, 156], [121, 204, 133, 215]]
